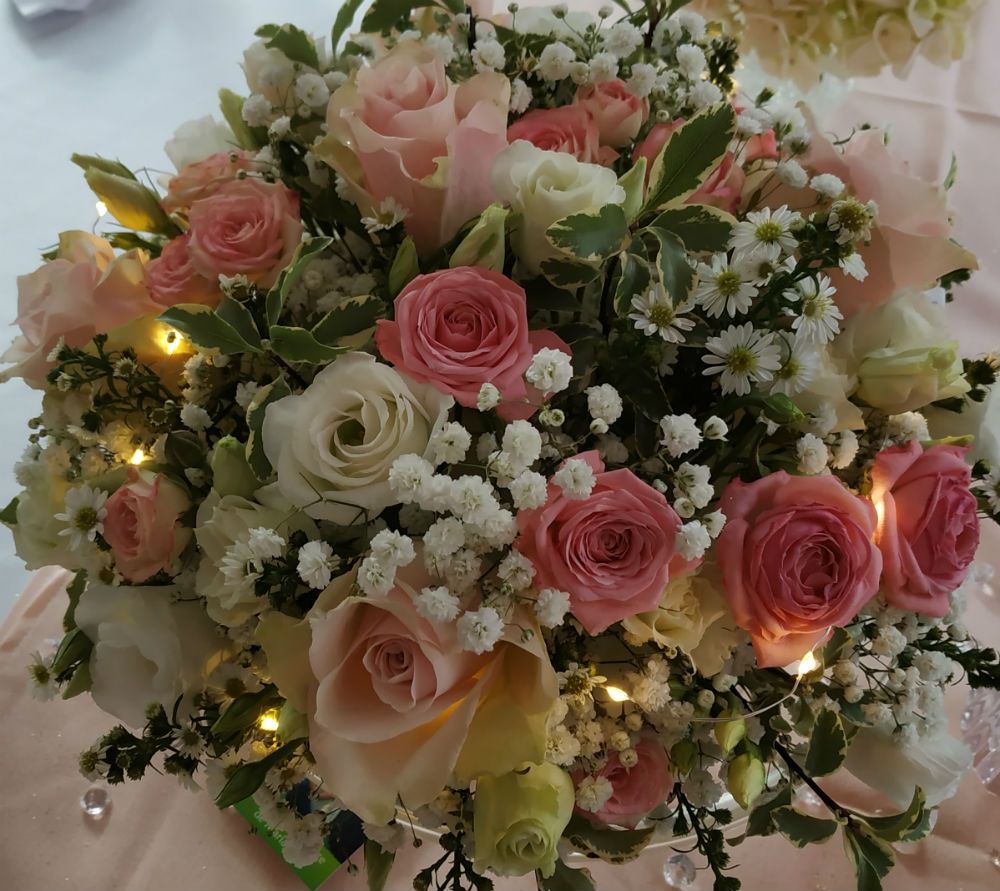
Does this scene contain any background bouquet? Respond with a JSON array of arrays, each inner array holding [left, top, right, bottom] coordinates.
[[5, 1, 1000, 890]]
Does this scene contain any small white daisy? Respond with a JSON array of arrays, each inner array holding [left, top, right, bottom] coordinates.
[[55, 485, 109, 551], [977, 469, 1000, 513], [361, 197, 409, 234], [784, 275, 842, 344], [27, 650, 58, 701], [770, 336, 820, 396], [629, 285, 695, 343], [839, 251, 868, 281], [828, 198, 877, 244], [694, 253, 758, 318], [729, 206, 802, 264], [702, 323, 782, 395]]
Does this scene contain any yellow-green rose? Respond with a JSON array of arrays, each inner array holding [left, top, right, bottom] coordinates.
[[473, 762, 574, 879]]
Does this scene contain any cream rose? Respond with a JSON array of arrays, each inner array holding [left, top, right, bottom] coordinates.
[[75, 581, 227, 727], [164, 115, 238, 171], [833, 289, 969, 415], [490, 140, 626, 275], [262, 353, 453, 524]]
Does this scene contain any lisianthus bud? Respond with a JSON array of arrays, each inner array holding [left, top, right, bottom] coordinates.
[[210, 436, 258, 499], [726, 752, 765, 809]]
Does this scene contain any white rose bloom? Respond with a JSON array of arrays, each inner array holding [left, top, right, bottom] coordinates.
[[75, 582, 227, 728], [490, 140, 626, 275], [242, 40, 298, 114], [791, 345, 865, 434], [11, 475, 86, 572], [164, 115, 236, 170], [263, 353, 453, 524]]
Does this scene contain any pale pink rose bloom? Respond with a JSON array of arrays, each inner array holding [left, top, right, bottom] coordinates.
[[574, 736, 673, 827], [145, 234, 220, 308], [508, 104, 617, 165], [161, 149, 256, 213], [516, 451, 696, 635], [634, 122, 745, 213], [322, 41, 510, 256], [575, 79, 648, 149], [102, 467, 192, 583], [375, 267, 571, 421], [305, 554, 557, 823], [801, 126, 977, 316], [716, 472, 882, 668], [2, 231, 157, 387], [871, 441, 979, 618], [186, 178, 302, 288]]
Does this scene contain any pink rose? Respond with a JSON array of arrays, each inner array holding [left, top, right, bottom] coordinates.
[[634, 122, 745, 213], [516, 451, 695, 634], [161, 149, 257, 213], [2, 231, 156, 387], [186, 178, 302, 288], [305, 553, 557, 823], [508, 105, 616, 165], [745, 128, 778, 163], [575, 79, 648, 149], [145, 235, 220, 308], [574, 736, 673, 827], [717, 472, 882, 667], [871, 441, 980, 617], [800, 126, 976, 316], [322, 41, 510, 256], [375, 267, 570, 421], [102, 467, 192, 583]]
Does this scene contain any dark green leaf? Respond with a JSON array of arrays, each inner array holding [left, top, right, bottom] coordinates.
[[256, 23, 320, 69], [537, 859, 596, 891], [844, 826, 895, 891], [51, 627, 93, 676], [744, 785, 792, 839], [539, 257, 601, 289], [212, 686, 282, 737], [362, 0, 427, 32], [526, 281, 581, 313], [332, 0, 366, 54], [564, 815, 656, 864], [61, 660, 92, 699], [856, 788, 928, 843], [364, 839, 396, 891], [70, 154, 136, 180], [388, 236, 419, 297], [311, 294, 382, 344], [269, 325, 346, 364], [644, 103, 736, 212], [648, 228, 695, 303], [246, 376, 291, 480], [165, 430, 207, 470], [823, 627, 853, 665], [63, 570, 87, 632], [546, 204, 628, 262], [215, 738, 306, 809], [159, 304, 261, 355], [771, 807, 839, 848], [266, 236, 335, 326], [218, 88, 264, 151], [653, 205, 735, 253], [615, 362, 670, 420], [618, 158, 647, 223], [613, 250, 652, 317], [806, 710, 848, 778], [551, 323, 602, 344], [215, 297, 262, 350], [0, 495, 18, 525]]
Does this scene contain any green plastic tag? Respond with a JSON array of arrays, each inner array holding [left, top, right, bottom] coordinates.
[[233, 798, 343, 890]]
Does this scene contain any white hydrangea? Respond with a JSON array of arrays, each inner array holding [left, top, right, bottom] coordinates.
[[508, 470, 549, 510], [430, 421, 472, 465], [370, 530, 416, 568], [535, 588, 571, 628], [297, 540, 339, 590], [456, 606, 504, 654], [414, 585, 461, 623], [553, 458, 596, 500], [677, 521, 711, 560], [660, 413, 702, 457], [526, 348, 573, 393], [537, 42, 575, 81], [796, 434, 829, 475], [585, 384, 623, 425], [502, 420, 543, 469]]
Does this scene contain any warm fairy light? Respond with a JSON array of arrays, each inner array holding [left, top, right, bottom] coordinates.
[[605, 685, 630, 703], [258, 710, 280, 733], [129, 448, 146, 465], [95, 200, 108, 217], [797, 651, 819, 678], [159, 326, 185, 356]]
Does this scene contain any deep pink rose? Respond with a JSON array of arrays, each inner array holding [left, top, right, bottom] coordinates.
[[102, 467, 192, 583], [145, 235, 220, 308], [574, 736, 673, 827], [508, 104, 616, 165], [375, 267, 570, 421], [186, 178, 302, 288], [575, 79, 648, 149], [516, 451, 695, 634], [871, 441, 980, 617], [716, 472, 882, 667], [161, 149, 257, 213], [2, 231, 156, 387], [324, 41, 510, 256], [634, 122, 745, 213]]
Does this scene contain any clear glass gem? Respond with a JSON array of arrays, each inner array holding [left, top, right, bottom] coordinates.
[[663, 853, 697, 888], [80, 786, 110, 819]]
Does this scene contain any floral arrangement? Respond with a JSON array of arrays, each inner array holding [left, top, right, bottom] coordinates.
[[692, 0, 983, 87], [7, 1, 1000, 890]]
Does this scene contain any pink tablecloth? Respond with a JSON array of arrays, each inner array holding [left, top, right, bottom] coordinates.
[[4, 5, 1000, 890]]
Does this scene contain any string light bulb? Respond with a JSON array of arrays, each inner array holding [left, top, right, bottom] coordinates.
[[797, 650, 819, 678], [159, 326, 185, 356], [258, 710, 280, 733], [129, 448, 146, 465], [604, 685, 630, 703], [95, 200, 108, 217]]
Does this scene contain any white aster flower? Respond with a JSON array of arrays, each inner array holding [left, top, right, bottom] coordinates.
[[729, 206, 802, 264], [297, 540, 340, 590], [604, 22, 643, 58], [585, 383, 623, 425], [27, 650, 57, 701], [553, 458, 596, 499], [702, 323, 782, 396], [477, 382, 501, 411], [694, 253, 758, 318], [770, 336, 819, 396], [457, 607, 504, 654], [576, 775, 614, 812], [796, 434, 829, 475], [430, 421, 472, 465], [535, 588, 570, 628], [828, 198, 877, 244], [55, 485, 109, 551], [659, 413, 702, 457], [362, 196, 410, 234], [414, 585, 461, 623], [785, 275, 842, 344], [526, 348, 573, 393], [629, 286, 695, 343], [508, 470, 549, 510], [537, 42, 575, 81], [219, 539, 264, 596], [839, 251, 869, 281], [370, 530, 416, 568]]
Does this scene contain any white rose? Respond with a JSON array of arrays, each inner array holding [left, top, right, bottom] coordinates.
[[164, 115, 237, 171], [262, 353, 453, 524], [11, 475, 85, 572], [490, 140, 626, 275], [844, 724, 972, 808], [926, 383, 1000, 469], [242, 40, 298, 114], [790, 346, 864, 434], [194, 489, 316, 626], [833, 289, 969, 415], [75, 582, 227, 728], [621, 567, 745, 676]]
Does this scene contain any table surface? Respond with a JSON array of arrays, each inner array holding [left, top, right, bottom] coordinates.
[[1, 1, 1000, 889]]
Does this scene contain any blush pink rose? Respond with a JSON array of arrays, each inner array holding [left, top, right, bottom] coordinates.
[[102, 467, 192, 583], [574, 736, 673, 827], [2, 231, 157, 387], [305, 551, 557, 823], [375, 267, 570, 421], [186, 178, 302, 288], [717, 472, 882, 667], [161, 149, 257, 213], [575, 79, 648, 149], [516, 451, 696, 634], [323, 41, 510, 257], [745, 128, 778, 163], [634, 122, 745, 213], [508, 105, 616, 165], [799, 125, 976, 316], [145, 234, 220, 308], [870, 441, 980, 617]]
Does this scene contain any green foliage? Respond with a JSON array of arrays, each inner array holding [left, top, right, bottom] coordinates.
[[363, 839, 396, 891], [844, 824, 895, 891], [158, 303, 262, 355], [268, 326, 347, 364], [563, 815, 656, 864], [546, 205, 629, 263], [0, 495, 18, 526], [854, 788, 930, 844], [332, 0, 366, 54], [63, 570, 87, 632], [61, 660, 92, 699], [537, 859, 596, 891], [613, 248, 652, 317], [362, 0, 428, 32], [450, 204, 509, 271], [255, 23, 320, 69], [246, 376, 291, 480], [216, 297, 264, 350], [164, 430, 208, 470], [311, 294, 383, 345], [267, 237, 335, 326], [806, 710, 848, 778], [51, 627, 93, 677], [214, 738, 307, 809], [771, 807, 839, 848], [69, 153, 136, 180], [618, 159, 647, 223], [653, 205, 735, 253], [212, 686, 283, 738], [539, 257, 602, 289], [648, 227, 695, 303], [81, 167, 177, 235], [218, 88, 264, 150], [714, 717, 746, 754], [744, 785, 792, 838], [388, 236, 419, 296]]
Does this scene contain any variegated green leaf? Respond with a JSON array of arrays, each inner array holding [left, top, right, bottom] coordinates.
[[653, 204, 736, 253], [546, 204, 628, 262]]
